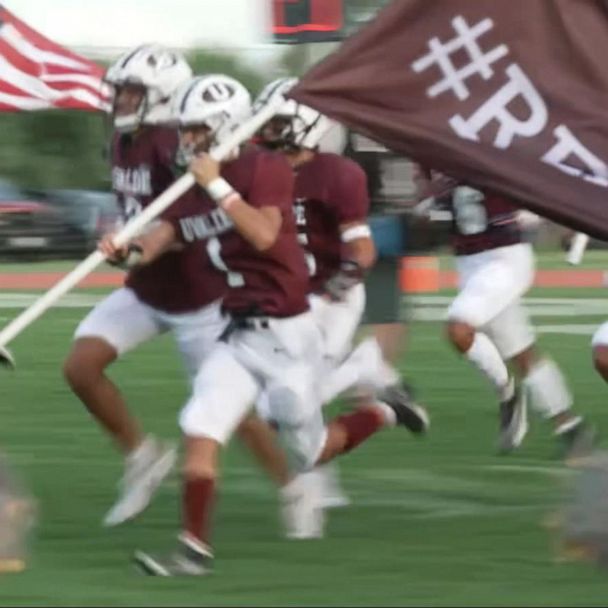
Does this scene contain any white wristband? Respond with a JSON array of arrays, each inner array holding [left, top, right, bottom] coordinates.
[[205, 177, 234, 203], [341, 223, 372, 243]]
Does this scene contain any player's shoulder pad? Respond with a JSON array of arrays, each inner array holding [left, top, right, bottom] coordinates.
[[317, 154, 368, 196], [317, 152, 366, 180]]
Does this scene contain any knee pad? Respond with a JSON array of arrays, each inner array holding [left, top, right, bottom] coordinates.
[[266, 384, 311, 429]]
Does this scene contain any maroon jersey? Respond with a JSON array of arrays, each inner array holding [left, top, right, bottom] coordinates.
[[172, 146, 309, 318], [293, 153, 370, 293], [111, 127, 226, 313], [448, 186, 522, 256]]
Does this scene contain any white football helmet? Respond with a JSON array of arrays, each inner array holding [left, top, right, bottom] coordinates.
[[172, 74, 252, 163], [105, 44, 192, 132], [254, 77, 339, 151]]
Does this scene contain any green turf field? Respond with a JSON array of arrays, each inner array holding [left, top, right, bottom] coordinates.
[[1, 283, 608, 606]]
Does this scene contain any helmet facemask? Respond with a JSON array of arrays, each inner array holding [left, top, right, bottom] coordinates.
[[254, 78, 334, 153], [176, 124, 216, 167], [258, 110, 325, 153], [108, 81, 149, 133], [257, 115, 295, 151]]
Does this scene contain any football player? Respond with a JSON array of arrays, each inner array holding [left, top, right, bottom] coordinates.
[[63, 45, 228, 526], [127, 75, 419, 575], [252, 79, 424, 408], [420, 171, 593, 458], [243, 79, 429, 535]]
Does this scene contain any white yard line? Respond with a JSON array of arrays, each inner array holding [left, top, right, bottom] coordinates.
[[411, 296, 608, 306], [536, 324, 597, 335], [0, 292, 104, 308], [481, 464, 571, 477], [410, 295, 608, 322], [0, 294, 604, 343]]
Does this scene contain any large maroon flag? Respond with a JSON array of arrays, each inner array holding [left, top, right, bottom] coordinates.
[[289, 0, 608, 239], [0, 5, 109, 112]]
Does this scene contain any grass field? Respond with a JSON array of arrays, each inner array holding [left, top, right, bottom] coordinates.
[[2, 258, 608, 605]]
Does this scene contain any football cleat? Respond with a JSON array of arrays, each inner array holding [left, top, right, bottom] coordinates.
[[103, 436, 176, 527], [379, 382, 430, 435], [134, 534, 213, 577], [559, 419, 597, 466], [498, 386, 529, 454]]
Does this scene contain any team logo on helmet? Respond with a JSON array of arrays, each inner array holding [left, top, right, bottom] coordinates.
[[202, 82, 236, 103], [172, 74, 252, 165]]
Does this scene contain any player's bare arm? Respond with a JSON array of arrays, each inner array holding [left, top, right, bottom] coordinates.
[[340, 221, 376, 270], [323, 221, 376, 302], [130, 221, 180, 266], [190, 153, 282, 251], [98, 221, 179, 269]]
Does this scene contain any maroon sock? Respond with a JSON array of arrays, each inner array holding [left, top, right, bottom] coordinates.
[[182, 477, 215, 545], [334, 408, 384, 454]]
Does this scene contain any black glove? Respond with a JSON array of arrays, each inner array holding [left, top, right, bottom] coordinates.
[[106, 243, 144, 270], [323, 260, 364, 302]]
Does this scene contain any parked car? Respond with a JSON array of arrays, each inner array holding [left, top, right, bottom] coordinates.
[[0, 179, 118, 261], [0, 179, 82, 260], [41, 188, 119, 253]]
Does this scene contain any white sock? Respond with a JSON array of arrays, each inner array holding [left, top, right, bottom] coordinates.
[[281, 471, 317, 498], [321, 339, 398, 403], [465, 333, 513, 401], [375, 401, 398, 427], [524, 359, 573, 419]]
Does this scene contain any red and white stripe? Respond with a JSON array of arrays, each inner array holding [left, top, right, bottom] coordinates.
[[0, 6, 110, 112]]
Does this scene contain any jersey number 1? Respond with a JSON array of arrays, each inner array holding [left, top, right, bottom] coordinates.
[[206, 237, 245, 287]]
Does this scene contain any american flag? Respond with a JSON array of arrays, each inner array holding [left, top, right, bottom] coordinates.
[[0, 5, 110, 112]]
